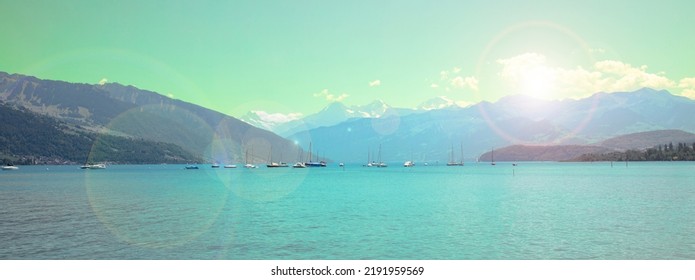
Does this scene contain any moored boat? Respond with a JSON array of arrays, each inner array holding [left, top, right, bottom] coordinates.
[[447, 143, 464, 166], [491, 147, 496, 166], [305, 161, 326, 167], [2, 163, 19, 171], [266, 146, 289, 168], [244, 148, 256, 169], [81, 163, 106, 169], [267, 162, 289, 168], [304, 142, 327, 167], [375, 144, 387, 167]]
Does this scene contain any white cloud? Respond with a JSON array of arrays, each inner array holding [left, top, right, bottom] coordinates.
[[313, 89, 349, 102], [451, 76, 479, 91], [681, 89, 695, 99], [497, 52, 548, 82], [554, 66, 603, 97], [98, 78, 108, 85], [369, 80, 381, 87], [496, 52, 683, 99], [678, 77, 695, 87], [434, 67, 478, 92], [253, 110, 303, 124], [167, 93, 175, 98], [593, 60, 676, 91], [440, 70, 449, 81], [679, 77, 695, 99], [497, 53, 556, 97], [440, 67, 462, 80]]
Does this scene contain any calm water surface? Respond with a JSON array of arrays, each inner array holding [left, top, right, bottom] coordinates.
[[1, 162, 694, 259]]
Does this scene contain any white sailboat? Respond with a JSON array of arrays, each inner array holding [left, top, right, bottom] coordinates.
[[376, 144, 387, 167], [292, 147, 306, 168], [244, 148, 256, 169], [447, 143, 464, 166], [404, 150, 415, 167], [81, 163, 106, 169], [364, 148, 374, 167], [266, 146, 288, 168]]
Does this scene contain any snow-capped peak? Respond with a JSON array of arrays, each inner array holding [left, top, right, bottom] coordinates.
[[417, 96, 458, 110], [240, 110, 303, 131]]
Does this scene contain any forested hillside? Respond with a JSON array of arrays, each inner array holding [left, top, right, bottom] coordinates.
[[0, 102, 201, 165]]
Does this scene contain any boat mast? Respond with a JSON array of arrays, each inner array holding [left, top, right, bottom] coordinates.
[[269, 146, 272, 163], [378, 144, 382, 164]]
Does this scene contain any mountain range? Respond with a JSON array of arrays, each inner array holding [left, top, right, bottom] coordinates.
[[284, 88, 695, 163], [240, 96, 468, 137], [2, 70, 694, 165], [0, 71, 299, 164], [241, 100, 419, 137]]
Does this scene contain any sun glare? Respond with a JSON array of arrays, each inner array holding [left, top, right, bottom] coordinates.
[[520, 66, 556, 99]]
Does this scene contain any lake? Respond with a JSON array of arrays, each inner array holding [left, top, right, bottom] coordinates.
[[1, 162, 694, 259]]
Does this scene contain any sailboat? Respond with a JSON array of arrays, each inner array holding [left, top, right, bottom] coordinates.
[[376, 144, 387, 167], [80, 163, 106, 169], [304, 142, 326, 167], [447, 143, 464, 166], [404, 150, 415, 167], [292, 147, 306, 168], [266, 146, 288, 168], [490, 147, 496, 166], [244, 148, 257, 169], [364, 148, 374, 167], [80, 154, 106, 169]]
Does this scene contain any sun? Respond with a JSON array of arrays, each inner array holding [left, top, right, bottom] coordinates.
[[519, 65, 556, 99], [496, 52, 559, 100]]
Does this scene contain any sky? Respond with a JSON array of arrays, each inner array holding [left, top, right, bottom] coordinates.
[[2, 0, 695, 122]]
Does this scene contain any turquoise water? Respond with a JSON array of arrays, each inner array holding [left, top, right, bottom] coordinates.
[[1, 162, 694, 259]]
